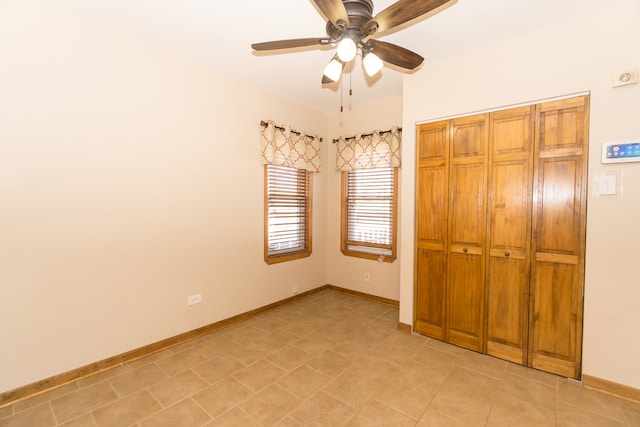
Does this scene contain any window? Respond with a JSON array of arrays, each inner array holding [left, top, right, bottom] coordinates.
[[341, 167, 398, 262], [264, 164, 312, 264]]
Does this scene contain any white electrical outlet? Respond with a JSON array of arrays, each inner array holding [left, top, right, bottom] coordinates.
[[187, 294, 202, 305], [364, 273, 371, 282], [292, 286, 299, 295]]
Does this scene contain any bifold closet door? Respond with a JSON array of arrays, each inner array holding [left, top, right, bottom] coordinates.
[[529, 96, 589, 379], [485, 106, 535, 365], [414, 95, 588, 378], [414, 121, 449, 339], [445, 114, 488, 352]]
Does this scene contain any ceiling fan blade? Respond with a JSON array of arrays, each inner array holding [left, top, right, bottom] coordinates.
[[366, 0, 452, 34], [252, 38, 330, 51], [311, 0, 350, 28], [367, 39, 424, 70]]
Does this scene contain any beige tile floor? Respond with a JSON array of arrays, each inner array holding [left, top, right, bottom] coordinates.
[[1, 289, 639, 426]]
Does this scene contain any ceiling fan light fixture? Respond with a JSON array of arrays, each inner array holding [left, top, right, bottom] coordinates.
[[251, 0, 449, 87], [323, 57, 343, 82], [336, 37, 357, 62], [363, 52, 383, 76]]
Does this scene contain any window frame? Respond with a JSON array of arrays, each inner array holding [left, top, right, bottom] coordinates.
[[264, 164, 312, 264], [340, 167, 398, 262]]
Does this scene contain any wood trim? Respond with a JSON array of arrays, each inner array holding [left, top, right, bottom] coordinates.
[[0, 286, 326, 408], [264, 166, 313, 265], [583, 374, 640, 403], [416, 91, 591, 126], [324, 284, 399, 307], [0, 284, 399, 408], [397, 322, 412, 334], [340, 168, 398, 263]]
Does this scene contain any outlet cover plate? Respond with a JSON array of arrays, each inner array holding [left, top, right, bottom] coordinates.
[[187, 294, 202, 305]]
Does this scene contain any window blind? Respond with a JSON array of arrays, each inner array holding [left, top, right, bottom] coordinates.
[[266, 164, 310, 256], [345, 167, 394, 253]]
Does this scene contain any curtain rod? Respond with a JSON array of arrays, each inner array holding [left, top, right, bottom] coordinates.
[[260, 120, 323, 142], [332, 127, 402, 144]]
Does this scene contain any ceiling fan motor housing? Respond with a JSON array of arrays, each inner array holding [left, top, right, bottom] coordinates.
[[326, 0, 374, 42]]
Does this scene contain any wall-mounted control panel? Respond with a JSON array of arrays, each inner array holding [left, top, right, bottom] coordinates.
[[602, 140, 640, 164]]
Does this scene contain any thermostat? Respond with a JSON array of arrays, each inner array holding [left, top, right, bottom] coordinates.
[[602, 140, 640, 164]]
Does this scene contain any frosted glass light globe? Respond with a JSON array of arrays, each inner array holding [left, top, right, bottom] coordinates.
[[323, 58, 343, 82], [363, 52, 383, 76], [336, 37, 357, 62]]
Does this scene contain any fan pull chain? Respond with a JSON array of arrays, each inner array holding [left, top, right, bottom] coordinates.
[[340, 62, 353, 112], [340, 76, 343, 113], [349, 62, 353, 96]]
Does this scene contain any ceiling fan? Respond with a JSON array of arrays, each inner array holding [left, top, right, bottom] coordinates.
[[251, 0, 454, 84]]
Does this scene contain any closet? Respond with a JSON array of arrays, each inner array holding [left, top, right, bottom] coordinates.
[[414, 95, 589, 379]]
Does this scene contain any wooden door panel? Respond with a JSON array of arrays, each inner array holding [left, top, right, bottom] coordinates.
[[486, 256, 528, 363], [530, 261, 581, 378], [418, 125, 448, 162], [491, 106, 533, 157], [446, 113, 487, 352], [415, 121, 450, 339], [451, 114, 487, 158], [415, 248, 446, 339], [446, 252, 484, 351], [531, 262, 574, 359], [449, 163, 485, 246], [539, 100, 586, 153], [536, 158, 582, 255], [417, 166, 447, 243], [489, 161, 530, 250], [530, 95, 588, 379], [485, 106, 534, 365], [540, 110, 579, 150]]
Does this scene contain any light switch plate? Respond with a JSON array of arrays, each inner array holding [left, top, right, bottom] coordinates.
[[593, 172, 624, 199], [596, 175, 617, 195]]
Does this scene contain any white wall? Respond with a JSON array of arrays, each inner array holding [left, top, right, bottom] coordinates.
[[0, 0, 328, 393], [325, 97, 403, 300], [400, 2, 640, 389]]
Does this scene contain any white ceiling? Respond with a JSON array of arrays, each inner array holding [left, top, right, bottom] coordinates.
[[44, 0, 621, 114]]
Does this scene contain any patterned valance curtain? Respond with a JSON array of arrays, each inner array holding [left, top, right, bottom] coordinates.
[[261, 120, 321, 172], [335, 127, 401, 171]]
